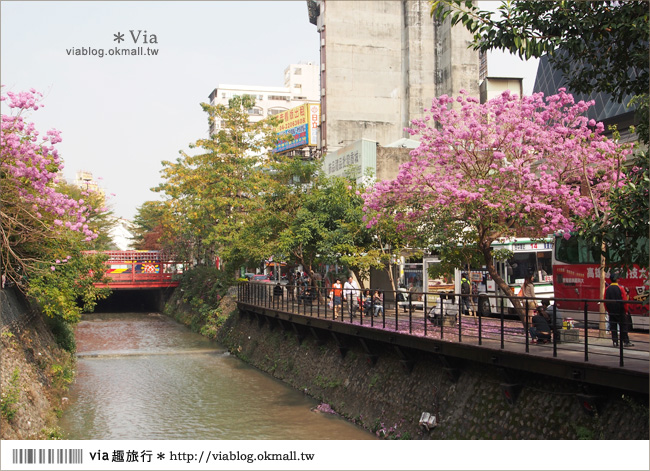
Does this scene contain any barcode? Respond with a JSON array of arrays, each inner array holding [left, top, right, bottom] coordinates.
[[12, 449, 83, 465]]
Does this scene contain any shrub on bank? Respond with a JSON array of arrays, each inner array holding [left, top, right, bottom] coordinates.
[[165, 266, 235, 338]]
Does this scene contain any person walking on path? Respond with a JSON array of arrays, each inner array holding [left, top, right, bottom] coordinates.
[[331, 279, 343, 318], [605, 273, 634, 348], [460, 273, 472, 316], [343, 276, 360, 317]]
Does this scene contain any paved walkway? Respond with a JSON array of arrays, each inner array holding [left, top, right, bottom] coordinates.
[[256, 297, 649, 375]]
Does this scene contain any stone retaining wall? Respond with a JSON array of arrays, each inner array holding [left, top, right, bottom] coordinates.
[[217, 307, 649, 440]]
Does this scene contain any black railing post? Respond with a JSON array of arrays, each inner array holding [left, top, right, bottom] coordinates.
[[382, 291, 386, 329], [618, 297, 625, 367], [395, 292, 399, 331], [478, 297, 482, 345], [525, 298, 530, 353], [423, 294, 428, 337], [619, 329, 625, 367], [357, 289, 363, 325], [458, 294, 462, 342], [552, 303, 558, 357], [500, 297, 505, 349], [440, 295, 444, 340], [409, 293, 413, 334], [583, 301, 589, 362]]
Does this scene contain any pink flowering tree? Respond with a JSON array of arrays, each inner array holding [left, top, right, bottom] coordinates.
[[1, 88, 109, 323], [363, 89, 631, 321]]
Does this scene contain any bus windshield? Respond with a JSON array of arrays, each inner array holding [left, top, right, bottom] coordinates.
[[554, 235, 601, 264]]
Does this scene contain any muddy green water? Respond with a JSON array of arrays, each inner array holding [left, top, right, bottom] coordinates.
[[59, 312, 373, 440]]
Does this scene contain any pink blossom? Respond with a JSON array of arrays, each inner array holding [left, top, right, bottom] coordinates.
[[2, 87, 105, 243], [363, 89, 631, 243]]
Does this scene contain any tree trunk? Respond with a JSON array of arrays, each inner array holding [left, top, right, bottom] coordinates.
[[599, 245, 607, 338], [386, 262, 397, 292], [479, 241, 527, 325], [350, 267, 365, 290]]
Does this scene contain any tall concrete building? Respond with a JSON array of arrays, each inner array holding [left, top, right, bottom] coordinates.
[[308, 0, 479, 154]]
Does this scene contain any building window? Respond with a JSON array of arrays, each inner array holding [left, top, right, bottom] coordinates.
[[268, 108, 287, 116], [294, 68, 302, 75], [247, 107, 263, 116], [268, 95, 290, 101], [294, 84, 302, 89]]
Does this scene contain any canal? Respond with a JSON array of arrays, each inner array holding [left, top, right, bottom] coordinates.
[[59, 312, 374, 440]]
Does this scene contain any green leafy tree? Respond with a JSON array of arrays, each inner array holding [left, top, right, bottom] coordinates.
[[430, 0, 649, 142], [575, 151, 649, 271], [154, 95, 280, 265], [131, 200, 168, 250], [1, 88, 111, 325], [223, 154, 320, 273], [269, 175, 408, 289]]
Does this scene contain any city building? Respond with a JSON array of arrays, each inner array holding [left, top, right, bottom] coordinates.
[[479, 76, 523, 104], [322, 138, 418, 185], [207, 62, 320, 136], [533, 53, 638, 144], [73, 170, 105, 201], [307, 0, 479, 154]]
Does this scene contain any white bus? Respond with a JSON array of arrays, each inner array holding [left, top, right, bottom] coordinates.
[[423, 237, 555, 315]]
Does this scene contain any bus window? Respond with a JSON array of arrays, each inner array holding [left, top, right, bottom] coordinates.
[[506, 252, 537, 283], [537, 252, 552, 280], [555, 236, 600, 264]]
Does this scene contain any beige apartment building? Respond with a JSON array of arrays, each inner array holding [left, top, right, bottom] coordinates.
[[207, 62, 320, 135]]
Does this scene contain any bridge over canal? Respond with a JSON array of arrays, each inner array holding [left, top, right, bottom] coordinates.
[[84, 250, 184, 289], [83, 250, 186, 312]]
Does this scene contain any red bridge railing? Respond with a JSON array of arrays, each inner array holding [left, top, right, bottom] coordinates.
[[83, 250, 187, 288]]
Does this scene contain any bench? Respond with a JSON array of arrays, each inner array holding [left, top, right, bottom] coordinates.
[[397, 301, 425, 311]]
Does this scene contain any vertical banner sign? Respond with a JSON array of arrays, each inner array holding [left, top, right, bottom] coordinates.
[[309, 104, 320, 146]]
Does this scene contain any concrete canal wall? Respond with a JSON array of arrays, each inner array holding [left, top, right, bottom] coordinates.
[[1, 287, 73, 439], [215, 300, 649, 440]]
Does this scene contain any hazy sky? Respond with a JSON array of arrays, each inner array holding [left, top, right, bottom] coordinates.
[[1, 0, 537, 221], [1, 1, 320, 219]]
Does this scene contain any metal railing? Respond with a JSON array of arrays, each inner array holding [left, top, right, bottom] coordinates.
[[238, 282, 648, 370]]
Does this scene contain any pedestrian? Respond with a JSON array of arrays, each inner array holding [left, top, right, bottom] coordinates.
[[273, 282, 283, 307], [460, 273, 472, 316], [605, 273, 634, 348], [331, 279, 343, 318], [541, 299, 562, 330], [519, 273, 537, 326], [529, 306, 552, 344], [343, 276, 360, 317], [361, 289, 373, 317], [373, 290, 384, 317]]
